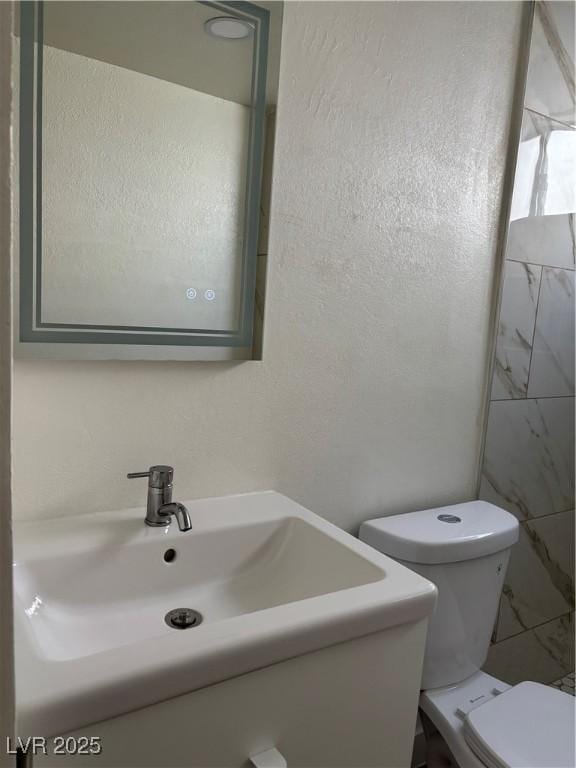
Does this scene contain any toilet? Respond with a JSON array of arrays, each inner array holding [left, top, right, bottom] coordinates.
[[359, 501, 575, 768]]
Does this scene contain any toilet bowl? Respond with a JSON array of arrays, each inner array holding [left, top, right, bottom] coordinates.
[[359, 501, 576, 768], [420, 671, 574, 768]]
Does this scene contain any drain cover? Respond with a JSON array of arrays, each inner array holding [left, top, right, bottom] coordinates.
[[165, 608, 203, 630]]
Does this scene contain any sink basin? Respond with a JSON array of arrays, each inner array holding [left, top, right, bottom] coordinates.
[[14, 491, 436, 737], [16, 516, 384, 661]]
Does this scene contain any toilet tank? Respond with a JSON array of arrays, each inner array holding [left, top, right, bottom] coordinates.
[[359, 501, 519, 690]]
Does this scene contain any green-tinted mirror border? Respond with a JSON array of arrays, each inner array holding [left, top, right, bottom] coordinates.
[[19, 0, 269, 347]]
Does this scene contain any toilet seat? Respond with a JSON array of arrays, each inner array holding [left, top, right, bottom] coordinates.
[[420, 672, 576, 768], [420, 671, 510, 768], [464, 681, 575, 768]]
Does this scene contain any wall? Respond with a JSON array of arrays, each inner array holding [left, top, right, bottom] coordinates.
[[42, 45, 249, 330], [0, 2, 15, 763], [13, 2, 525, 532], [483, 1, 575, 686]]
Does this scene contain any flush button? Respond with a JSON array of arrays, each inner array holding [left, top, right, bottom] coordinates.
[[438, 514, 462, 523]]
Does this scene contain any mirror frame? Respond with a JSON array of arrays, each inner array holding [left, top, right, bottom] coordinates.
[[18, 0, 270, 355]]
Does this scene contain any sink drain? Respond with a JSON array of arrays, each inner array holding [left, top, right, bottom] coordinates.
[[165, 608, 203, 630]]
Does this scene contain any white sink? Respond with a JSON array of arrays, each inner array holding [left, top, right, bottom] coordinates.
[[14, 491, 436, 737], [16, 515, 385, 661]]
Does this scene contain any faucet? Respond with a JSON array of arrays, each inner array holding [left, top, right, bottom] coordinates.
[[127, 465, 192, 532]]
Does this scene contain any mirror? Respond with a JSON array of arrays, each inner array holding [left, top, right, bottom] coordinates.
[[17, 0, 282, 360]]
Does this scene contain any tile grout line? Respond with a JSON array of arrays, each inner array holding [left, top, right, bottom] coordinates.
[[524, 106, 576, 131], [525, 264, 544, 398], [492, 610, 574, 646], [490, 394, 575, 403], [521, 506, 575, 521], [506, 257, 575, 273]]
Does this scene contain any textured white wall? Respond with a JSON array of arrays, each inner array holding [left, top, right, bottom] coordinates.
[[14, 1, 524, 529], [42, 46, 249, 330]]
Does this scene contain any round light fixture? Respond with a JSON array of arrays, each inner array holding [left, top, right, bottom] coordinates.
[[204, 16, 254, 40]]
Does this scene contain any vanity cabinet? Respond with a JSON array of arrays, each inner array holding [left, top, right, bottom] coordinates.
[[34, 622, 426, 768]]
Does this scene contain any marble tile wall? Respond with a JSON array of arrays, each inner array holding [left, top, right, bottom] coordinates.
[[490, 261, 541, 400], [528, 267, 575, 397], [486, 613, 574, 686], [524, 2, 575, 128], [481, 1, 575, 685]]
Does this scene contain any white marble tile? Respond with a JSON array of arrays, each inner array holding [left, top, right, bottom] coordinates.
[[492, 261, 541, 400], [510, 111, 575, 233], [486, 613, 574, 685], [528, 267, 575, 397], [534, 613, 575, 679], [496, 509, 575, 640], [507, 213, 575, 270], [525, 1, 575, 128], [480, 397, 575, 520]]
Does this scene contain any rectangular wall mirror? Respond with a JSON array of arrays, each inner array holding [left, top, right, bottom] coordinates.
[[16, 0, 282, 360]]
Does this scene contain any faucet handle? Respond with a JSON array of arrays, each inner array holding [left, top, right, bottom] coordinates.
[[127, 465, 174, 488]]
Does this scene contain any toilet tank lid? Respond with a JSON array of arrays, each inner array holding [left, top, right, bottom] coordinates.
[[359, 502, 519, 564]]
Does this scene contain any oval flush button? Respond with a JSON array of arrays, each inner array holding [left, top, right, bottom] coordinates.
[[437, 514, 462, 523]]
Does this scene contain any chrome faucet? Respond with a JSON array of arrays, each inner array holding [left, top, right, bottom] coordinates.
[[127, 465, 192, 532]]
